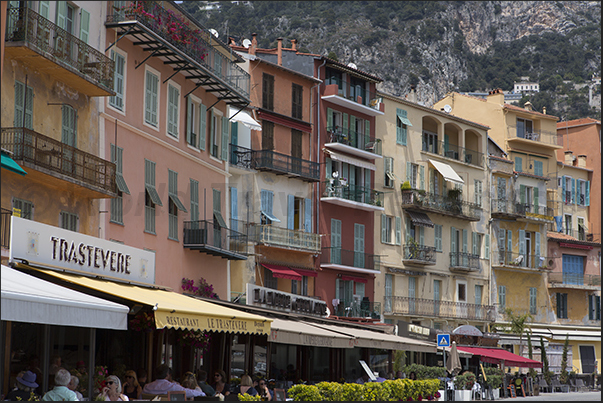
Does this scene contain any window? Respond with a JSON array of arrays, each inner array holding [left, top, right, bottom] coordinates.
[[434, 224, 443, 252], [261, 121, 274, 151], [516, 118, 533, 138], [12, 198, 33, 220], [210, 111, 221, 158], [577, 180, 588, 206], [515, 156, 523, 172], [260, 190, 279, 224], [384, 157, 395, 188], [562, 176, 573, 204], [529, 287, 537, 315], [144, 69, 159, 127], [190, 179, 199, 222], [291, 129, 302, 160], [186, 96, 207, 150], [396, 109, 409, 145], [564, 214, 572, 235], [457, 281, 467, 302], [474, 180, 482, 206], [406, 162, 418, 189], [167, 83, 180, 138], [109, 50, 125, 110], [110, 144, 130, 225], [264, 267, 277, 289], [59, 211, 78, 232], [556, 293, 568, 319], [422, 130, 438, 153], [589, 294, 600, 320], [291, 83, 303, 119], [213, 189, 227, 228], [498, 285, 506, 309], [381, 215, 392, 244], [144, 159, 162, 234], [168, 170, 187, 241], [475, 285, 483, 305], [14, 80, 33, 129], [262, 73, 274, 111], [472, 232, 482, 257]]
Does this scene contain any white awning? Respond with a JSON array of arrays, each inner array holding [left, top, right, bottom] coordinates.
[[270, 318, 354, 348], [428, 159, 464, 184], [547, 328, 601, 341], [1, 265, 129, 329], [228, 106, 262, 130], [324, 150, 376, 171]]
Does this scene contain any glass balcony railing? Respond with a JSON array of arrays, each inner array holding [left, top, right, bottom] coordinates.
[[333, 298, 381, 319], [402, 244, 436, 265], [6, 7, 114, 95], [325, 125, 382, 156], [421, 139, 483, 167], [449, 252, 480, 271], [401, 189, 481, 221], [321, 181, 384, 208], [383, 296, 495, 322], [247, 224, 321, 253], [183, 220, 248, 260], [320, 247, 377, 271]]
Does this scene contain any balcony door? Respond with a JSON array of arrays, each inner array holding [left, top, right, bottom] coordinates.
[[456, 280, 467, 318], [61, 105, 77, 174]]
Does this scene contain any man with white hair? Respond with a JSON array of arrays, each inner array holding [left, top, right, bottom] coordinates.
[[43, 368, 79, 401], [68, 374, 84, 401]]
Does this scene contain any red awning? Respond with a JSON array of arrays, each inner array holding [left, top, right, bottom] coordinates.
[[292, 268, 318, 278], [262, 264, 302, 281], [341, 275, 368, 283], [456, 346, 543, 368]]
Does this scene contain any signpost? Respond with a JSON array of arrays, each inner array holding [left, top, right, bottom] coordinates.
[[438, 334, 451, 401]]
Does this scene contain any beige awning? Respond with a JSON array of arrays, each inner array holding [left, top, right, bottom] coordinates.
[[429, 159, 464, 185], [324, 150, 376, 171], [270, 318, 354, 348]]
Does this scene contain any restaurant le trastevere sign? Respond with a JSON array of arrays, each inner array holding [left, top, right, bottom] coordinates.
[[9, 216, 156, 285]]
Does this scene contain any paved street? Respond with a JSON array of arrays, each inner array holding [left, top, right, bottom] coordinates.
[[497, 391, 601, 401]]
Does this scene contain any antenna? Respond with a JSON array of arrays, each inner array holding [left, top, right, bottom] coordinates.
[[444, 104, 452, 113], [347, 62, 357, 69], [209, 28, 219, 38], [242, 38, 251, 48]]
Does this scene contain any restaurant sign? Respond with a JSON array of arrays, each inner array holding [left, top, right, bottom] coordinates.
[[9, 216, 156, 285], [246, 283, 328, 318]]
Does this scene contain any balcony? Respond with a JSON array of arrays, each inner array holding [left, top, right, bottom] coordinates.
[[320, 247, 378, 272], [321, 80, 384, 117], [547, 272, 601, 290], [1, 208, 11, 250], [515, 203, 555, 223], [325, 125, 382, 159], [491, 199, 523, 219], [547, 224, 601, 243], [449, 252, 480, 272], [183, 220, 248, 260], [507, 127, 563, 149], [106, 1, 249, 107], [229, 144, 253, 171], [333, 298, 381, 319], [248, 224, 321, 253], [401, 189, 481, 221], [252, 149, 319, 182], [422, 139, 484, 167], [493, 251, 548, 270], [402, 244, 437, 266], [383, 296, 495, 322], [5, 6, 114, 96], [1, 128, 116, 198], [321, 181, 384, 212]]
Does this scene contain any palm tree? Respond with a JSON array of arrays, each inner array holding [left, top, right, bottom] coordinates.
[[504, 308, 533, 345]]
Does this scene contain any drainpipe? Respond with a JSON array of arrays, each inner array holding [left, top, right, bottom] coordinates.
[[316, 59, 327, 240]]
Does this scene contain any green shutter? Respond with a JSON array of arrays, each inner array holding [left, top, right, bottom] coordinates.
[[534, 187, 539, 212], [186, 97, 193, 145], [520, 185, 526, 205], [571, 178, 576, 204], [342, 112, 348, 134], [365, 119, 370, 145], [381, 214, 387, 243], [519, 229, 526, 265], [485, 234, 490, 259], [14, 81, 24, 127], [56, 1, 67, 29], [39, 1, 50, 18], [472, 232, 478, 256], [515, 156, 522, 172], [585, 181, 590, 206], [221, 115, 229, 160], [395, 216, 401, 245], [406, 161, 411, 183], [199, 103, 206, 150], [462, 229, 468, 253], [79, 9, 90, 43], [327, 108, 333, 130], [419, 165, 425, 190], [419, 226, 424, 246]]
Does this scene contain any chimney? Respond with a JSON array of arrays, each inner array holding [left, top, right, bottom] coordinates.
[[524, 101, 533, 111], [487, 88, 504, 104], [408, 85, 417, 103], [564, 151, 574, 165], [290, 39, 297, 51], [250, 33, 257, 56], [577, 155, 587, 168], [277, 37, 283, 66], [542, 106, 547, 115], [228, 37, 236, 47]]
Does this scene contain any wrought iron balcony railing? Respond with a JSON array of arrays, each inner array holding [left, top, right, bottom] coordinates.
[[546, 223, 601, 243], [6, 6, 114, 95], [252, 149, 320, 182], [229, 144, 253, 170], [333, 298, 381, 319], [1, 127, 116, 196], [326, 125, 382, 156], [320, 247, 377, 271], [106, 1, 249, 99], [449, 252, 480, 271], [494, 251, 547, 269], [1, 208, 11, 249], [248, 224, 321, 253], [383, 296, 495, 322], [402, 244, 437, 265], [421, 139, 484, 167], [401, 189, 481, 221], [515, 203, 554, 218], [548, 272, 601, 287], [321, 181, 384, 208], [491, 199, 523, 216], [183, 220, 248, 260]]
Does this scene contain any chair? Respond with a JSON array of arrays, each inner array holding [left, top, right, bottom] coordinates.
[[550, 377, 569, 393], [538, 377, 551, 393], [574, 378, 588, 392]]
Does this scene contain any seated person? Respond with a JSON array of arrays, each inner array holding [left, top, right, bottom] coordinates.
[[142, 364, 205, 399], [232, 374, 258, 397]]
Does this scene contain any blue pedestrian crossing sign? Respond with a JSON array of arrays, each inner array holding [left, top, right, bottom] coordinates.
[[437, 334, 450, 347]]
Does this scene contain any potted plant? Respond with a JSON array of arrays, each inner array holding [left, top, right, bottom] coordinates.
[[454, 372, 475, 401]]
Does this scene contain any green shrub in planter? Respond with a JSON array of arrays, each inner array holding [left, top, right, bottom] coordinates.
[[287, 384, 323, 401], [340, 383, 364, 401], [454, 373, 476, 390], [362, 382, 389, 401], [315, 382, 343, 401], [401, 181, 411, 191], [383, 379, 409, 400], [238, 393, 262, 401]]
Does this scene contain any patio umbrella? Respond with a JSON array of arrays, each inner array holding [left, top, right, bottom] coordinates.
[[447, 341, 462, 376]]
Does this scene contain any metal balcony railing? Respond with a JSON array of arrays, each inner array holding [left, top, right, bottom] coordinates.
[[326, 125, 382, 156], [402, 244, 437, 264], [252, 150, 320, 181], [6, 6, 114, 94], [320, 247, 377, 271], [510, 127, 562, 147], [383, 296, 496, 322], [515, 203, 554, 217], [1, 208, 11, 249], [401, 189, 481, 221], [421, 139, 484, 167], [183, 220, 248, 259], [248, 224, 321, 253], [449, 252, 480, 271], [321, 181, 384, 207], [546, 223, 601, 243], [107, 1, 249, 98], [324, 77, 380, 110], [491, 199, 523, 216], [548, 273, 601, 287], [333, 298, 381, 319], [1, 128, 116, 196], [229, 144, 253, 170], [494, 251, 547, 269]]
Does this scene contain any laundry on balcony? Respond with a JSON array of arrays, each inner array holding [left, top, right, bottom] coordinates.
[[405, 211, 434, 228]]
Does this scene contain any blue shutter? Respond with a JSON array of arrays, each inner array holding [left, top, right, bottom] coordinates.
[[267, 191, 274, 217], [507, 230, 512, 262], [562, 176, 566, 201], [230, 186, 238, 232], [260, 190, 267, 216], [287, 194, 295, 230], [571, 178, 576, 204], [585, 181, 590, 206], [535, 232, 541, 264], [395, 216, 401, 245], [304, 198, 312, 232]]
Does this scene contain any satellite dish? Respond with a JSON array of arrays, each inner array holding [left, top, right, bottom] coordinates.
[[347, 62, 357, 69], [209, 28, 219, 38], [242, 38, 251, 48], [444, 104, 452, 113]]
